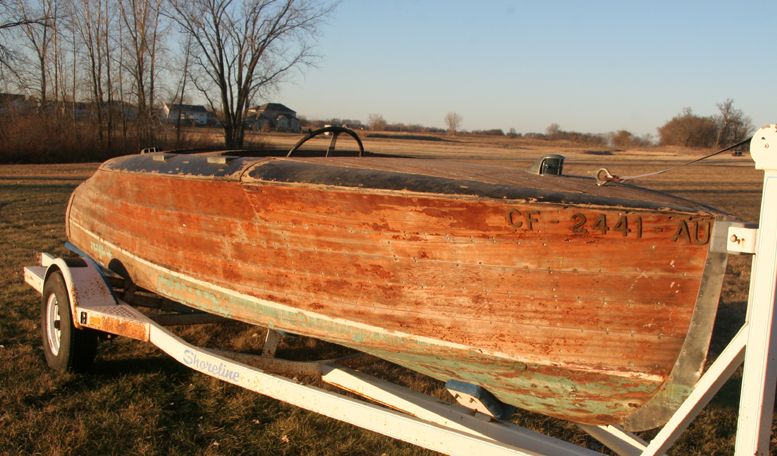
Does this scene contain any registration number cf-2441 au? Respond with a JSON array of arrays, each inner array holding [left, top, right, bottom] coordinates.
[[505, 209, 711, 245]]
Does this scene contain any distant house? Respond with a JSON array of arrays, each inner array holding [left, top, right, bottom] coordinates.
[[0, 93, 33, 116], [162, 103, 211, 125], [34, 100, 93, 120], [105, 100, 138, 121], [39, 100, 137, 121], [246, 103, 300, 132], [64, 101, 92, 120], [206, 110, 220, 125]]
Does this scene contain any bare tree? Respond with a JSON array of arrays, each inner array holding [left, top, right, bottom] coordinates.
[[168, 0, 337, 149], [120, 0, 166, 146], [65, 10, 79, 126], [0, 0, 51, 79], [445, 111, 462, 135], [367, 113, 386, 131], [714, 99, 753, 148], [657, 108, 718, 148], [545, 123, 561, 140], [12, 0, 58, 107], [610, 130, 633, 149], [71, 0, 112, 141], [173, 35, 192, 145]]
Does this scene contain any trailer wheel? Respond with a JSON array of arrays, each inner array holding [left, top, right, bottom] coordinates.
[[41, 271, 98, 372]]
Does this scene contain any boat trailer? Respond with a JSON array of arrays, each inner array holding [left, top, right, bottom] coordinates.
[[23, 125, 777, 455]]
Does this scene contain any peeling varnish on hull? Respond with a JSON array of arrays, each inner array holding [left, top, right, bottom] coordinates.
[[65, 158, 725, 429]]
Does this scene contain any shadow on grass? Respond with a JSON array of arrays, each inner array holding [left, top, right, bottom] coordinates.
[[90, 352, 192, 378], [709, 301, 747, 357], [0, 182, 82, 194], [584, 150, 614, 155]]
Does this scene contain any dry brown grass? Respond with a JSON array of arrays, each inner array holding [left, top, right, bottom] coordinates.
[[0, 117, 262, 164], [0, 134, 771, 455]]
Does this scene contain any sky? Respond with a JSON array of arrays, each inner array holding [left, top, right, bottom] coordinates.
[[273, 0, 775, 137]]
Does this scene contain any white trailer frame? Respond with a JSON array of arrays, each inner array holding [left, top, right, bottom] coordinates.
[[23, 126, 777, 455]]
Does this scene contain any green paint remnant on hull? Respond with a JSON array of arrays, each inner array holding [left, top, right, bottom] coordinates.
[[87, 245, 666, 428], [90, 240, 113, 261], [150, 262, 663, 424]]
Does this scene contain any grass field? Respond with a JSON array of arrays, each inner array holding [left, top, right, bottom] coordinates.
[[0, 133, 773, 455]]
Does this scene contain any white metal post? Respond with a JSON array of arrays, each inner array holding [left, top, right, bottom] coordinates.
[[735, 125, 777, 455]]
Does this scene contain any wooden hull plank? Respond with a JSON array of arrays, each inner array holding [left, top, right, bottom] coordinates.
[[66, 155, 731, 430]]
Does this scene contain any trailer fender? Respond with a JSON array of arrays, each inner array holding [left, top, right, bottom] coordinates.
[[44, 257, 118, 329]]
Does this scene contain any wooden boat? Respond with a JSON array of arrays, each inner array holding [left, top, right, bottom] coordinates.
[[65, 136, 731, 431]]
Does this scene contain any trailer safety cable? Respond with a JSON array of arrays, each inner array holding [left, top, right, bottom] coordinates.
[[592, 137, 752, 186]]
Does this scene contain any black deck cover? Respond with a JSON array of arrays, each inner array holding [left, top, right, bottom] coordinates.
[[103, 153, 724, 215]]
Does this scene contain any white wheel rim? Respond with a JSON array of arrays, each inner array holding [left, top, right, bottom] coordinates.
[[46, 293, 61, 356]]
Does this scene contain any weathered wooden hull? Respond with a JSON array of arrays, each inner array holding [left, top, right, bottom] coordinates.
[[66, 153, 730, 430]]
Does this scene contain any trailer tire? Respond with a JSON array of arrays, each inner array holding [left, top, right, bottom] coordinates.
[[41, 271, 98, 373]]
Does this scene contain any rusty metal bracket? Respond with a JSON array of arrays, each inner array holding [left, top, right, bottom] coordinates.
[[709, 220, 759, 255]]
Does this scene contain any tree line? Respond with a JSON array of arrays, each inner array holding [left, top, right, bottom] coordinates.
[[0, 0, 336, 162], [657, 100, 753, 149], [538, 100, 753, 149], [362, 100, 754, 150]]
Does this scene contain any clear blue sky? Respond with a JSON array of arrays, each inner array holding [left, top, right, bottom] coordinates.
[[275, 0, 774, 137]]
